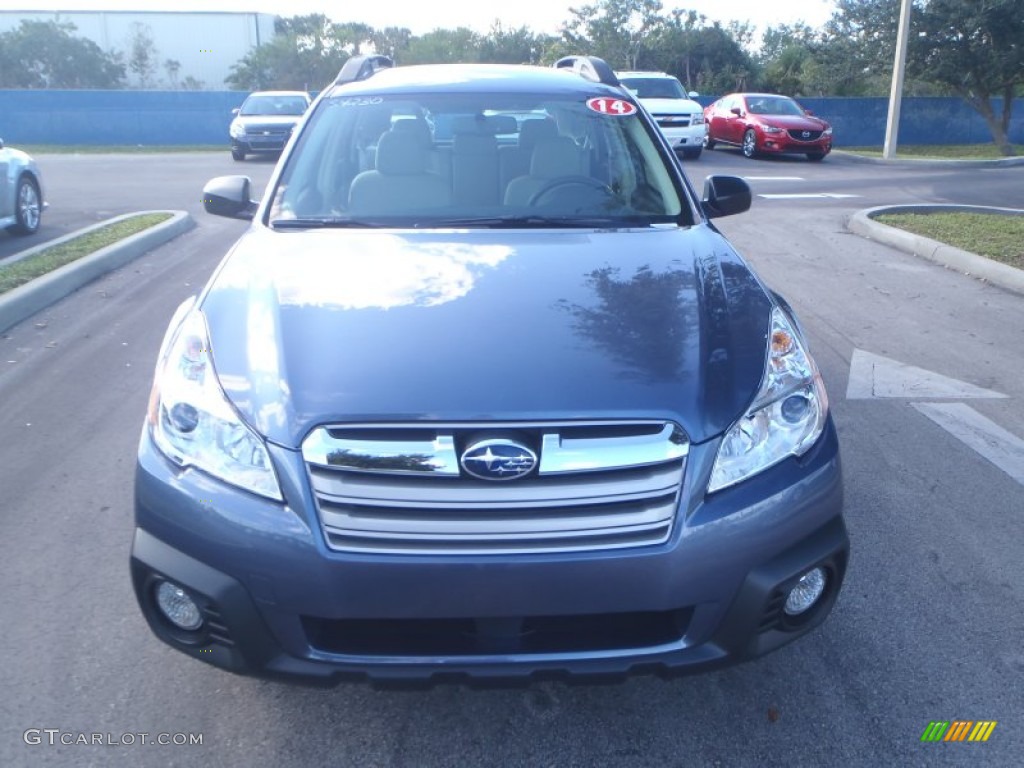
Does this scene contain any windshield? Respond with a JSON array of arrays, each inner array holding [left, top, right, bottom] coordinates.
[[240, 94, 308, 116], [620, 78, 687, 100], [269, 90, 690, 228], [745, 96, 805, 116]]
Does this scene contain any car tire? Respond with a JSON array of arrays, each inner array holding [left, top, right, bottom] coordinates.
[[703, 133, 716, 150], [8, 175, 42, 236], [742, 129, 758, 159], [231, 149, 246, 161], [806, 152, 826, 162]]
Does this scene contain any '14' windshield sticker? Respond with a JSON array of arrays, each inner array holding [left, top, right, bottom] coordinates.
[[586, 97, 637, 116]]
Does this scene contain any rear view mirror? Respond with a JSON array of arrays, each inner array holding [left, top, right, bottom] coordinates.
[[730, 107, 743, 117], [231, 107, 240, 116], [688, 91, 700, 99], [701, 175, 752, 220], [203, 176, 258, 220]]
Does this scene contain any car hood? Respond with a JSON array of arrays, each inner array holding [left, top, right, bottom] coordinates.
[[755, 114, 829, 131], [639, 98, 703, 114], [200, 226, 772, 448]]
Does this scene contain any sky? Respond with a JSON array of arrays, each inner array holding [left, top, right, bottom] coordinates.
[[10, 1, 838, 37]]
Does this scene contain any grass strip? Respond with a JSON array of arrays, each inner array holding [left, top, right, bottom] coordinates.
[[875, 212, 1024, 269], [0, 213, 172, 295]]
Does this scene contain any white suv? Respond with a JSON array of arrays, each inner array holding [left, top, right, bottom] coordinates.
[[618, 71, 704, 160]]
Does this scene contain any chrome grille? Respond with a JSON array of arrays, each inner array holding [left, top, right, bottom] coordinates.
[[246, 123, 291, 135], [654, 115, 692, 128], [302, 421, 688, 555], [788, 129, 823, 141]]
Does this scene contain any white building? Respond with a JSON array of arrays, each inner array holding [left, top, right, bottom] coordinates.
[[0, 10, 276, 88]]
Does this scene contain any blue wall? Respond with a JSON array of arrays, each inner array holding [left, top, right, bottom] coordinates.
[[1, 89, 1022, 147], [796, 97, 1023, 146], [0, 90, 248, 146]]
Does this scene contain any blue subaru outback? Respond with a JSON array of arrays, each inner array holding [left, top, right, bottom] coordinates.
[[132, 56, 848, 685]]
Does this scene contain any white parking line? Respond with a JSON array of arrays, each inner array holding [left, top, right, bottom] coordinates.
[[758, 193, 860, 199], [913, 403, 1024, 487]]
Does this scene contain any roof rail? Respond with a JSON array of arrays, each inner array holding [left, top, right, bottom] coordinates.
[[334, 55, 393, 86], [553, 56, 620, 88]]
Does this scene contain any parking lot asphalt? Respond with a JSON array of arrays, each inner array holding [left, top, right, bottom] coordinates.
[[1, 149, 1022, 768]]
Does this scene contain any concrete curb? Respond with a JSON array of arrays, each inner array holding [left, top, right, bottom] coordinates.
[[832, 150, 1024, 169], [0, 210, 194, 334], [847, 204, 1024, 296]]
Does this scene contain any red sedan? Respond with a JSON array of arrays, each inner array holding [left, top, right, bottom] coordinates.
[[703, 93, 833, 161]]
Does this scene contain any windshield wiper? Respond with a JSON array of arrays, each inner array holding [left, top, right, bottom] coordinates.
[[269, 217, 383, 229], [423, 215, 652, 229]]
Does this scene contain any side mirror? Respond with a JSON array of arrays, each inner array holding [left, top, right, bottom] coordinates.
[[730, 107, 743, 117], [701, 175, 752, 220], [0, 138, 4, 149], [203, 175, 258, 220], [231, 107, 240, 116], [688, 91, 700, 99], [804, 109, 815, 116]]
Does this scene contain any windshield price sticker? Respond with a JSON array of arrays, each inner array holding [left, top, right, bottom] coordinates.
[[586, 97, 637, 116]]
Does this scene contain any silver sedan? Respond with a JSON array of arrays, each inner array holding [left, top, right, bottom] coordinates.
[[1, 138, 46, 236]]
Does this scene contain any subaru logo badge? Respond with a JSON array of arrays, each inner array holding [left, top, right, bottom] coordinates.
[[460, 439, 537, 481]]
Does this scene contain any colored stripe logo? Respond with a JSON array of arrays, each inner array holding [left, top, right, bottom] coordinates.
[[921, 721, 997, 742]]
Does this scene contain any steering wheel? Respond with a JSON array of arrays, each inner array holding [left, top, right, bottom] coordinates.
[[527, 176, 615, 207]]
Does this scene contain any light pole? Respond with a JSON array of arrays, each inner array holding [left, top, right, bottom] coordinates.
[[883, 0, 913, 159]]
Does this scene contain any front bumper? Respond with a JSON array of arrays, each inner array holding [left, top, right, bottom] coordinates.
[[132, 420, 847, 686], [657, 124, 706, 152], [230, 136, 288, 154], [758, 134, 833, 155]]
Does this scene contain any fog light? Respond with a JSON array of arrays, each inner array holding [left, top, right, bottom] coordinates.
[[783, 567, 826, 616], [155, 581, 203, 631]]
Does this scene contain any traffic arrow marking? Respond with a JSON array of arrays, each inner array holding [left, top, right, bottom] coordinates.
[[847, 349, 1020, 486], [846, 350, 1007, 400], [913, 403, 1024, 486]]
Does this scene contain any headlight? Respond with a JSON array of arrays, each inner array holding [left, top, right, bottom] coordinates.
[[692, 113, 704, 124], [230, 121, 246, 138], [708, 307, 829, 493], [147, 306, 282, 500], [823, 127, 833, 136], [761, 125, 783, 134]]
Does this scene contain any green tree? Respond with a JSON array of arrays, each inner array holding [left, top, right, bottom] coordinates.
[[371, 27, 412, 62], [648, 14, 756, 95], [757, 24, 818, 95], [403, 28, 481, 64], [225, 14, 349, 91], [0, 20, 124, 88], [819, 0, 1023, 152], [164, 59, 181, 88], [333, 22, 375, 56], [127, 22, 159, 88], [910, 0, 1024, 155], [478, 22, 555, 64], [562, 0, 666, 70]]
